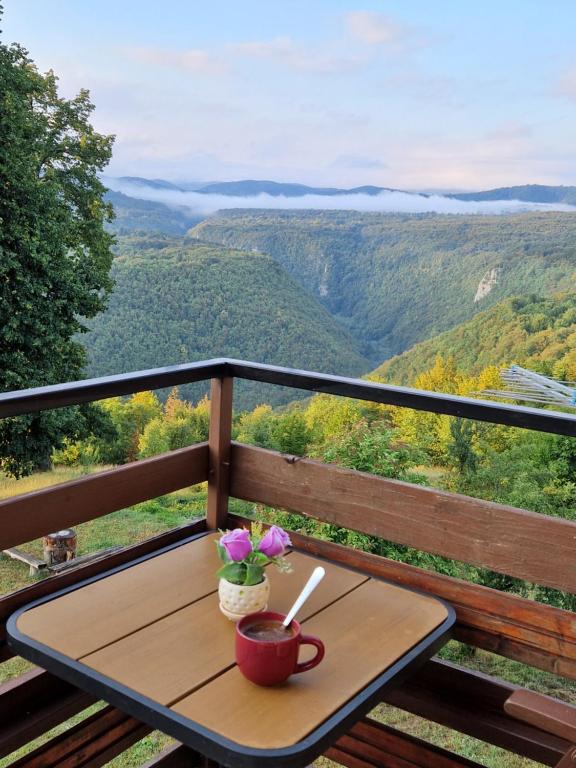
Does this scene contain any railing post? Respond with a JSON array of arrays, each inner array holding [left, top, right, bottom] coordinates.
[[206, 376, 233, 530]]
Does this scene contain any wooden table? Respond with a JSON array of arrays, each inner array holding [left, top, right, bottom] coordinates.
[[7, 532, 455, 768]]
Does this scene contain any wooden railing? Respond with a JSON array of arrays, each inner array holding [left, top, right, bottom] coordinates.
[[1, 358, 575, 768]]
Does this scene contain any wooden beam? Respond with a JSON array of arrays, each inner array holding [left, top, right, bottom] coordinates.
[[2, 548, 47, 576], [230, 443, 576, 593], [0, 518, 207, 659], [324, 747, 375, 768], [336, 717, 485, 767], [385, 659, 571, 767], [504, 690, 576, 744], [206, 378, 233, 530], [7, 704, 149, 768], [557, 749, 576, 768], [0, 668, 96, 758], [0, 443, 209, 551], [141, 743, 202, 767]]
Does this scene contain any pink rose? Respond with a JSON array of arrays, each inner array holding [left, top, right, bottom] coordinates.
[[259, 526, 292, 557], [220, 529, 253, 562]]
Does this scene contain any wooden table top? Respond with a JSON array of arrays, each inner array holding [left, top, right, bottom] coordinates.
[[9, 532, 454, 767]]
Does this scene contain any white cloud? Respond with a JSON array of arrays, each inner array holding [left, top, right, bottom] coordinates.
[[344, 11, 418, 50], [484, 122, 533, 141], [331, 154, 387, 170], [105, 179, 575, 216], [558, 69, 576, 102], [232, 36, 362, 74], [124, 46, 226, 75]]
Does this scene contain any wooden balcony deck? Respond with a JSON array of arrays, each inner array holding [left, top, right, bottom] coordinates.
[[0, 359, 575, 767]]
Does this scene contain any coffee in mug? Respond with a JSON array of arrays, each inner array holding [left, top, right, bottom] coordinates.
[[236, 610, 325, 686]]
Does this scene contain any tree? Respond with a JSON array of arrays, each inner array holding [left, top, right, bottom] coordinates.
[[236, 405, 276, 448], [270, 411, 311, 456], [0, 18, 115, 475], [138, 391, 210, 459], [98, 393, 162, 464], [448, 418, 478, 475]]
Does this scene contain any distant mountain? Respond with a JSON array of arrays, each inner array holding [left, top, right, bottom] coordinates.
[[191, 210, 576, 362], [372, 293, 576, 385], [195, 179, 400, 197], [104, 190, 203, 235], [450, 184, 576, 205], [83, 236, 369, 408], [105, 176, 576, 206], [115, 176, 185, 191]]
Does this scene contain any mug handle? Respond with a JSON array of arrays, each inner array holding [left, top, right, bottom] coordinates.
[[294, 635, 325, 673]]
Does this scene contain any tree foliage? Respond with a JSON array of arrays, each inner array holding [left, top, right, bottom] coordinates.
[[0, 23, 115, 475], [83, 236, 369, 409], [375, 293, 576, 385], [139, 389, 210, 458], [192, 210, 576, 363]]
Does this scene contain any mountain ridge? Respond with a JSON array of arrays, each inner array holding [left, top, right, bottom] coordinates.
[[106, 176, 576, 205]]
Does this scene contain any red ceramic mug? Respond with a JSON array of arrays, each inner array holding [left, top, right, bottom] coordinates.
[[236, 611, 325, 686]]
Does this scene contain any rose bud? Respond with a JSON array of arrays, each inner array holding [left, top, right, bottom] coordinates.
[[259, 526, 292, 557], [220, 528, 253, 562]]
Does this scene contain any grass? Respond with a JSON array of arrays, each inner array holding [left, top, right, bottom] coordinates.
[[0, 466, 573, 768], [0, 465, 110, 499], [0, 465, 253, 601]]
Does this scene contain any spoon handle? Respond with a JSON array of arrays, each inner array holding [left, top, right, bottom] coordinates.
[[283, 566, 326, 627]]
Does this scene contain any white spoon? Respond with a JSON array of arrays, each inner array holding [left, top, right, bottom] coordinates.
[[282, 566, 326, 628]]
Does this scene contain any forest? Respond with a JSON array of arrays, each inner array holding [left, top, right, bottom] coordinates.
[[82, 235, 368, 408], [192, 210, 576, 361], [375, 292, 576, 384]]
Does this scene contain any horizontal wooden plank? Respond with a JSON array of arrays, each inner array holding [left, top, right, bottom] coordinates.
[[230, 443, 576, 594], [16, 534, 219, 659], [81, 551, 366, 705], [0, 668, 96, 759], [504, 689, 576, 744], [2, 548, 47, 570], [140, 743, 202, 767], [385, 659, 571, 767], [227, 359, 576, 437], [0, 443, 209, 551], [324, 746, 376, 768], [0, 359, 226, 419], [260, 525, 576, 679], [0, 518, 207, 660], [7, 704, 149, 768], [339, 718, 485, 768]]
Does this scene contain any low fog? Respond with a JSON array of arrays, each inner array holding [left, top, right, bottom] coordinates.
[[106, 180, 576, 216]]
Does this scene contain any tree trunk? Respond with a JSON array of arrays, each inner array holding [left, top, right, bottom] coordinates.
[[43, 529, 77, 566]]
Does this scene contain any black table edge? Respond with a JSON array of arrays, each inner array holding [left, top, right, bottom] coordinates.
[[7, 534, 456, 768]]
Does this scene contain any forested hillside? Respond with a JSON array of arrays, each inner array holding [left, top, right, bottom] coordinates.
[[191, 211, 576, 362], [105, 190, 202, 235], [83, 236, 369, 407], [373, 293, 576, 384], [450, 184, 576, 205]]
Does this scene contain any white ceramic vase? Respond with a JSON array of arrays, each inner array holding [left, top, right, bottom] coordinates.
[[218, 574, 270, 621]]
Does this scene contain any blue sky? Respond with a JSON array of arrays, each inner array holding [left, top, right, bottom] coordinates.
[[3, 1, 576, 189]]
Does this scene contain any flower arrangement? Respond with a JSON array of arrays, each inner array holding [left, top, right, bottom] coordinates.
[[216, 523, 292, 586]]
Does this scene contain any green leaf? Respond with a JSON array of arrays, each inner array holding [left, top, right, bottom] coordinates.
[[217, 562, 246, 585], [215, 541, 229, 564], [244, 563, 265, 586]]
